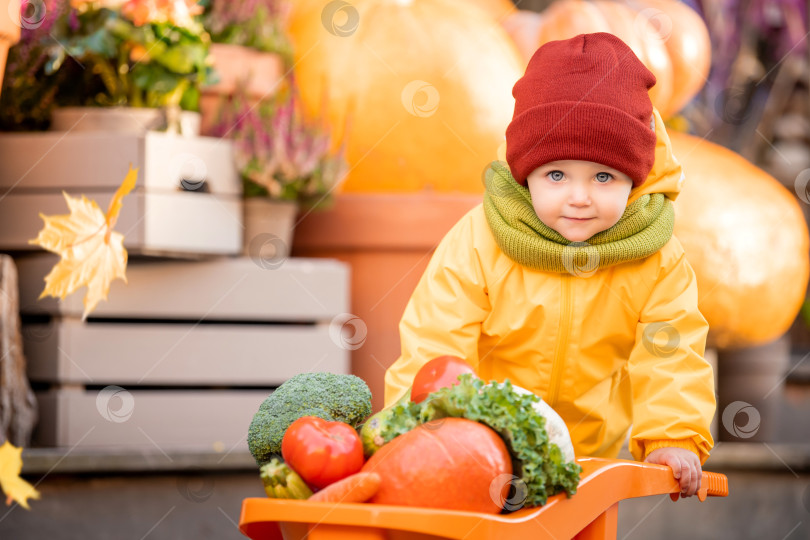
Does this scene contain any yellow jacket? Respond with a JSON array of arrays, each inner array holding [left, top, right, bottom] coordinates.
[[384, 112, 715, 464]]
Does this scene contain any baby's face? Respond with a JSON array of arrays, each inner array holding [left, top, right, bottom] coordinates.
[[526, 160, 633, 242]]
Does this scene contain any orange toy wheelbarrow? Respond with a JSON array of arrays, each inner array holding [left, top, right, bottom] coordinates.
[[238, 457, 729, 540]]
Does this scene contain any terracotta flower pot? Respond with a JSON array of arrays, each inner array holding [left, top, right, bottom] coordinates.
[[291, 193, 481, 411], [243, 198, 298, 264], [199, 43, 284, 136]]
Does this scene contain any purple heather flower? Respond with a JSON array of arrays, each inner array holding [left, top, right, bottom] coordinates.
[[69, 7, 79, 31], [208, 75, 345, 201]]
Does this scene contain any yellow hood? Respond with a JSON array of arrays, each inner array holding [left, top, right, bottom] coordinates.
[[629, 109, 684, 204]]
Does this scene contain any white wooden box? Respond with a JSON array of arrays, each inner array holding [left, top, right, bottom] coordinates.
[[34, 388, 269, 450], [0, 131, 243, 256], [24, 320, 344, 386], [15, 253, 349, 321], [14, 254, 352, 450]]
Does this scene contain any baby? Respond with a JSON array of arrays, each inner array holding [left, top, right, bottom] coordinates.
[[384, 33, 715, 497]]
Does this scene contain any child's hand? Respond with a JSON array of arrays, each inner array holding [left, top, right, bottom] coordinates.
[[644, 447, 702, 497]]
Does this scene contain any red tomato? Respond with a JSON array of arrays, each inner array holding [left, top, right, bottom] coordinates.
[[411, 355, 478, 403], [281, 416, 364, 489]]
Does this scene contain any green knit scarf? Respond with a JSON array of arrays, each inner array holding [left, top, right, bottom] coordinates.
[[483, 161, 674, 274]]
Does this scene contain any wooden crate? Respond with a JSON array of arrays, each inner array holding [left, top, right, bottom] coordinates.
[[15, 254, 352, 451], [0, 131, 242, 256], [34, 388, 270, 450], [24, 321, 341, 386]]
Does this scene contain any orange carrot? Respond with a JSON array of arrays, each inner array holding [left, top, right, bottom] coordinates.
[[308, 472, 381, 503]]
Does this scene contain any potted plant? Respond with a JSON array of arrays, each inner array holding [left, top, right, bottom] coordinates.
[[2, 0, 213, 134], [198, 0, 293, 135], [0, 0, 65, 130], [209, 75, 346, 260]]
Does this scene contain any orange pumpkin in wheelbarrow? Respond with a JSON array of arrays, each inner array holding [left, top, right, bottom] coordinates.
[[361, 417, 512, 514]]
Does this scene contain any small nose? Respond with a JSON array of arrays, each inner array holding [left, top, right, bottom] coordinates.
[[568, 181, 591, 206]]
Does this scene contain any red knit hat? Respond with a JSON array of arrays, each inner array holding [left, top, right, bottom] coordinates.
[[505, 32, 657, 187]]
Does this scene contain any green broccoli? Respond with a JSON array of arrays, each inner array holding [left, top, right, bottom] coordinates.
[[247, 372, 372, 465]]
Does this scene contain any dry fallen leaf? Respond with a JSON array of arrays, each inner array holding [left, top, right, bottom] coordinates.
[[29, 166, 138, 319], [0, 441, 40, 510]]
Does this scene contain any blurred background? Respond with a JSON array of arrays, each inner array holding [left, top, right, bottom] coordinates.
[[0, 0, 807, 538]]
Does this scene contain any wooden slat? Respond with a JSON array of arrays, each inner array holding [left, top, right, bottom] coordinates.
[[16, 255, 350, 321], [34, 388, 269, 450], [0, 191, 242, 255], [20, 447, 257, 474], [0, 132, 141, 191], [0, 190, 142, 249], [24, 320, 348, 385], [0, 131, 240, 195]]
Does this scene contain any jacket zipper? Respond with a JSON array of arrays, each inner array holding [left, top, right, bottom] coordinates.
[[547, 275, 573, 407]]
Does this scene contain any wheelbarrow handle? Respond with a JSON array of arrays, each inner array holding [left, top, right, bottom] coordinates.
[[667, 471, 728, 502], [574, 458, 729, 503], [694, 471, 729, 502]]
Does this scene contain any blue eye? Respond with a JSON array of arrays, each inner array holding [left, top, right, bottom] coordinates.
[[549, 170, 564, 181], [596, 172, 613, 183]]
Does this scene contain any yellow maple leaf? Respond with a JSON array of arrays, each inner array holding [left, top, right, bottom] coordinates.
[[0, 441, 40, 510], [29, 166, 138, 319]]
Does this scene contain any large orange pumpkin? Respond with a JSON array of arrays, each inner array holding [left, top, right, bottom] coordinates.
[[468, 0, 517, 19], [361, 417, 512, 513], [672, 132, 810, 348], [624, 0, 711, 116], [531, 0, 710, 119], [501, 9, 545, 62], [289, 0, 517, 27], [286, 0, 524, 193]]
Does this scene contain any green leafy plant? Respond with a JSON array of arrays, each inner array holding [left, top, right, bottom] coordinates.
[[0, 0, 67, 130], [209, 75, 347, 209], [33, 0, 212, 110], [200, 0, 293, 61]]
